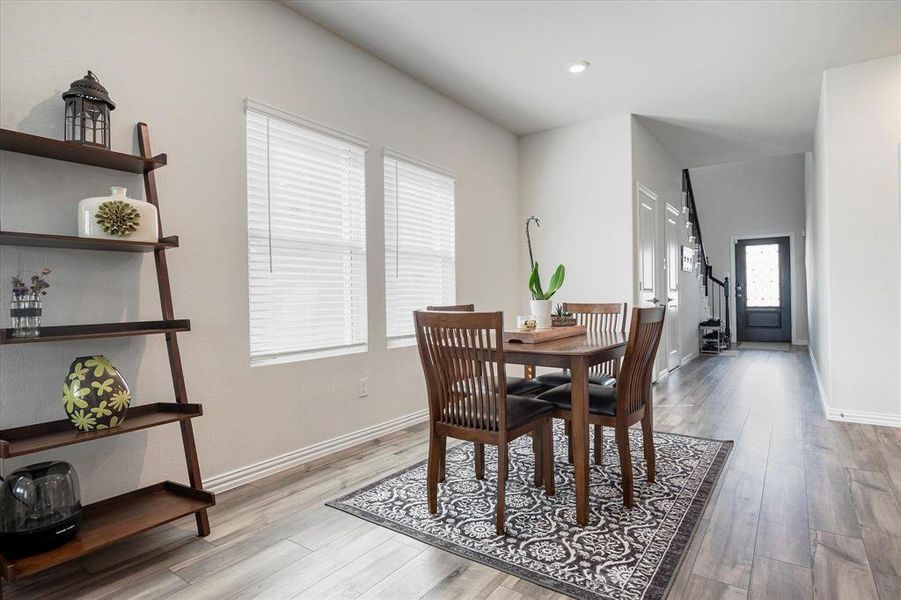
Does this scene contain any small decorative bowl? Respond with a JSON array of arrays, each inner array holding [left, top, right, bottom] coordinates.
[[517, 316, 537, 331]]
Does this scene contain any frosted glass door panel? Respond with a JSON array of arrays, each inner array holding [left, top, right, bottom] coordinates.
[[745, 243, 780, 307]]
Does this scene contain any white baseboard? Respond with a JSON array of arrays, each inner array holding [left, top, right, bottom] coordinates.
[[792, 339, 809, 346], [808, 348, 900, 428], [680, 352, 699, 366], [823, 407, 901, 428], [808, 347, 830, 414], [204, 408, 429, 493]]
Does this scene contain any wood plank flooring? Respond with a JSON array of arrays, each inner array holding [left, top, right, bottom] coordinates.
[[5, 348, 900, 599]]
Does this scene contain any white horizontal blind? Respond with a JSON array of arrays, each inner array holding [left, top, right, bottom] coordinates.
[[247, 109, 367, 363], [384, 155, 456, 344]]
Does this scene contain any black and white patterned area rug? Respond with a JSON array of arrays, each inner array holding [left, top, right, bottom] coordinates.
[[327, 423, 731, 600]]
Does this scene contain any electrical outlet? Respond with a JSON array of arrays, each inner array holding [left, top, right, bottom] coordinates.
[[358, 377, 369, 398]]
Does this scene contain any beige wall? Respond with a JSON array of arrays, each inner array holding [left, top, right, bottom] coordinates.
[[518, 117, 634, 312], [808, 54, 901, 423], [0, 1, 521, 500]]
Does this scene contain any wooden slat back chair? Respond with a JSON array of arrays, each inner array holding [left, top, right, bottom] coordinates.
[[566, 302, 628, 382], [537, 306, 665, 508], [535, 302, 627, 464], [424, 303, 545, 479], [414, 310, 554, 534], [426, 304, 475, 312]]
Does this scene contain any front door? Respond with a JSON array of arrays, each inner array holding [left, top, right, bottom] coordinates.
[[664, 203, 681, 369], [735, 236, 791, 342]]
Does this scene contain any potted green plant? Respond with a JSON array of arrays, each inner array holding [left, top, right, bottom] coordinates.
[[525, 216, 565, 329], [552, 303, 576, 327]]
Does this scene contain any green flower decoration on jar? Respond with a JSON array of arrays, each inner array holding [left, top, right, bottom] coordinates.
[[63, 355, 130, 431], [95, 199, 141, 236]]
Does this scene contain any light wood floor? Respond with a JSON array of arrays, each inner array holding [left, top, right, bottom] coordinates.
[[6, 348, 901, 599]]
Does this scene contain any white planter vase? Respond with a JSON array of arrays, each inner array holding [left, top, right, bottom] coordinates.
[[78, 187, 159, 242], [530, 299, 553, 329]]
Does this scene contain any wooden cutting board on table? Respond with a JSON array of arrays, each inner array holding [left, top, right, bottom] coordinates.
[[503, 325, 586, 344]]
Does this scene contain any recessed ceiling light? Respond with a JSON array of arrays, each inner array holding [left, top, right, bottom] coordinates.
[[566, 61, 590, 74]]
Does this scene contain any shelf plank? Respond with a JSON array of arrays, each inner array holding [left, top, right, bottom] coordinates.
[[0, 320, 190, 345], [0, 403, 203, 458], [0, 231, 178, 252], [0, 481, 215, 581], [0, 128, 166, 174]]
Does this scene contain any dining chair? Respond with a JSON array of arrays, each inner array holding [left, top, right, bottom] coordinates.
[[535, 302, 627, 464], [426, 304, 544, 397], [414, 310, 555, 535], [536, 306, 665, 508]]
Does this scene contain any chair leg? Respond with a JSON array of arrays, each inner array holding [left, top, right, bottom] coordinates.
[[438, 434, 447, 483], [615, 425, 634, 508], [427, 432, 443, 513], [641, 414, 655, 483], [565, 419, 574, 464], [496, 442, 508, 535], [474, 442, 485, 480], [543, 419, 555, 496], [593, 424, 603, 465], [532, 429, 543, 487]]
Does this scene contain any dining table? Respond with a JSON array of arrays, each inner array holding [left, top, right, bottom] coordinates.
[[503, 329, 627, 526]]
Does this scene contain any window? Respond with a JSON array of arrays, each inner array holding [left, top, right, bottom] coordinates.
[[384, 153, 456, 346], [246, 102, 367, 365], [745, 243, 780, 307]]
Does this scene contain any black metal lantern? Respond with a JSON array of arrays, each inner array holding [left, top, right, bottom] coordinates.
[[62, 70, 115, 149]]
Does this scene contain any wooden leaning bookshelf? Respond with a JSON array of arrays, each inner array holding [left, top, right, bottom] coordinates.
[[0, 125, 214, 586]]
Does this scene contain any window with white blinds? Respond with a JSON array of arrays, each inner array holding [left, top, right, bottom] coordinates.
[[384, 154, 456, 346], [246, 105, 368, 365]]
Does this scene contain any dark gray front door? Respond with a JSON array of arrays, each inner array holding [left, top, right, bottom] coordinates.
[[735, 236, 791, 342]]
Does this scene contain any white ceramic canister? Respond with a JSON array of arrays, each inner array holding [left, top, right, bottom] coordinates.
[[78, 187, 159, 242]]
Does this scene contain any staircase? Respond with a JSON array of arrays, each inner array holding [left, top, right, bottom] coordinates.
[[682, 169, 731, 354]]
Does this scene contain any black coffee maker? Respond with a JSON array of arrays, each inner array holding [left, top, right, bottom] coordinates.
[[0, 461, 82, 556]]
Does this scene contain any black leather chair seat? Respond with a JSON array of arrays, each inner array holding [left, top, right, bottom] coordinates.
[[536, 383, 618, 417], [506, 377, 546, 396], [535, 370, 615, 388], [444, 395, 553, 430], [452, 377, 544, 397]]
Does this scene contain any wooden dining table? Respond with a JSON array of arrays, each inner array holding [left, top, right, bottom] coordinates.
[[503, 330, 627, 526]]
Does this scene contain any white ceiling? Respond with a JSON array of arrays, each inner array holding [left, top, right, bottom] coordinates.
[[285, 1, 900, 167]]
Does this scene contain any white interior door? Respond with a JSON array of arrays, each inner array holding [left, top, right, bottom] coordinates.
[[665, 203, 682, 370], [637, 185, 659, 309], [637, 184, 668, 379]]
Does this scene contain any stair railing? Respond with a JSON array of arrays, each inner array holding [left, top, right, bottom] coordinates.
[[683, 169, 732, 344]]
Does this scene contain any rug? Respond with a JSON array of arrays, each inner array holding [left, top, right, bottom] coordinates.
[[328, 424, 732, 600]]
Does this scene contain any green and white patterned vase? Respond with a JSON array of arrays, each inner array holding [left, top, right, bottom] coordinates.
[[63, 356, 131, 432]]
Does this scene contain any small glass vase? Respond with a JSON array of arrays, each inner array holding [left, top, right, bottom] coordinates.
[[10, 293, 42, 338]]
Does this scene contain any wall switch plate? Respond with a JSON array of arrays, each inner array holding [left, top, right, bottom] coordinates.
[[358, 377, 369, 398]]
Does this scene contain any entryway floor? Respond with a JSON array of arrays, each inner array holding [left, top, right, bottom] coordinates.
[[738, 341, 791, 351]]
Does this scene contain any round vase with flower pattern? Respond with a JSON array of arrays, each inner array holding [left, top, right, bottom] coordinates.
[[63, 356, 130, 432]]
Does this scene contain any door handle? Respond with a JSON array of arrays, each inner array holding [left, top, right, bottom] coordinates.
[[650, 297, 660, 304], [667, 297, 674, 302]]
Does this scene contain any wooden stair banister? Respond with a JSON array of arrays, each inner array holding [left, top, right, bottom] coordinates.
[[684, 169, 731, 349]]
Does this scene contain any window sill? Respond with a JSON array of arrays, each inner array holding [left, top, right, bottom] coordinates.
[[251, 344, 368, 367], [387, 337, 416, 349]]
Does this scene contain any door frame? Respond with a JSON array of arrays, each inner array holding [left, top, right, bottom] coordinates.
[[729, 232, 798, 345]]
